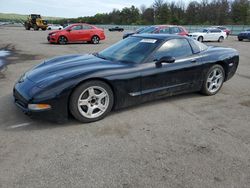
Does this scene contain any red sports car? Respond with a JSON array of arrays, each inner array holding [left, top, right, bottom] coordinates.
[[47, 23, 105, 44]]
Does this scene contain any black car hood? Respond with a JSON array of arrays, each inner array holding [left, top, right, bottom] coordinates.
[[26, 54, 124, 85]]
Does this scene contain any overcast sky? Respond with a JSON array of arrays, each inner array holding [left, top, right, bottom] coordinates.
[[0, 0, 193, 18]]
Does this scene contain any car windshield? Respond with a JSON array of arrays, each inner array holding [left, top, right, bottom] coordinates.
[[97, 37, 160, 63], [139, 26, 157, 34], [136, 27, 148, 33], [63, 25, 72, 30]]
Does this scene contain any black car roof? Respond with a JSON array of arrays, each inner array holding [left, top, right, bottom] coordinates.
[[132, 33, 185, 40]]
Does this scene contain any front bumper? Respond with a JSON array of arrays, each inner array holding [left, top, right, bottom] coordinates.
[[13, 82, 68, 123], [47, 35, 57, 43]]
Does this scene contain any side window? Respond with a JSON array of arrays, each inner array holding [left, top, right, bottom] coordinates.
[[154, 39, 193, 60], [82, 25, 93, 30], [211, 29, 221, 33], [71, 25, 82, 30], [178, 27, 184, 32], [169, 27, 180, 34], [159, 28, 170, 34], [188, 39, 200, 54]]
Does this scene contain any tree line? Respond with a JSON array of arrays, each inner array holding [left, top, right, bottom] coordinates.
[[52, 0, 250, 25], [2, 0, 249, 25]]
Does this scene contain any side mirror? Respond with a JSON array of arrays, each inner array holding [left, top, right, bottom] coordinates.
[[155, 56, 175, 67]]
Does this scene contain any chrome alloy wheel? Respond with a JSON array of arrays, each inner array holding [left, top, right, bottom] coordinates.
[[77, 86, 109, 119], [206, 68, 224, 93], [92, 36, 100, 44], [58, 36, 67, 44]]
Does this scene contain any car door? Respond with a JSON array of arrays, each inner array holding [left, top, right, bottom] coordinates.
[[210, 29, 219, 41], [204, 29, 213, 41], [140, 38, 204, 100], [68, 25, 83, 42], [81, 25, 93, 41]]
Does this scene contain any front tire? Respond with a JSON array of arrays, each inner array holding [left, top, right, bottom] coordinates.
[[69, 81, 114, 123], [58, 36, 68, 45], [33, 25, 39, 31], [198, 36, 203, 42], [201, 64, 225, 96]]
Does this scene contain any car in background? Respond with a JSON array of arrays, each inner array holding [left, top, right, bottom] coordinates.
[[189, 28, 227, 42], [109, 26, 124, 32], [47, 24, 63, 30], [214, 26, 231, 36], [47, 23, 105, 44], [123, 27, 149, 39], [126, 25, 189, 37], [13, 34, 239, 123], [238, 29, 250, 41]]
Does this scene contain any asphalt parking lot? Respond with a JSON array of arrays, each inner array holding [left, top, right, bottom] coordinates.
[[0, 26, 250, 188]]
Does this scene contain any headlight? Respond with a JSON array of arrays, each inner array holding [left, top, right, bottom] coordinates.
[[28, 104, 51, 111], [51, 33, 57, 36], [192, 35, 197, 37]]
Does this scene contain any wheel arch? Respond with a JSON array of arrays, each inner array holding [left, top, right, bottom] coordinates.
[[214, 61, 228, 81], [91, 34, 100, 39], [57, 35, 68, 43], [67, 78, 117, 114]]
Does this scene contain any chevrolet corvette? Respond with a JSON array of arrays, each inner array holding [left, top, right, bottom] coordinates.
[[13, 34, 239, 123]]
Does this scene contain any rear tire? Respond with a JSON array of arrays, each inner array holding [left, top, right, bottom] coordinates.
[[200, 64, 225, 96], [218, 36, 224, 42], [58, 36, 68, 45], [238, 38, 243, 41], [91, 35, 100, 44], [69, 81, 114, 123]]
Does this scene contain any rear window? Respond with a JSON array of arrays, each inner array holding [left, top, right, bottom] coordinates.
[[188, 39, 208, 53]]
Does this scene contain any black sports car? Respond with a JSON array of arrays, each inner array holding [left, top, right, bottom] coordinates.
[[13, 34, 239, 123], [108, 26, 124, 32], [238, 29, 250, 41]]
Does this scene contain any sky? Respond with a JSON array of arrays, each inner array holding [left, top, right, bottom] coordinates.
[[0, 0, 192, 18]]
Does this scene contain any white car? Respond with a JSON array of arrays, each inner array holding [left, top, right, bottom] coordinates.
[[47, 24, 63, 30], [189, 28, 227, 42]]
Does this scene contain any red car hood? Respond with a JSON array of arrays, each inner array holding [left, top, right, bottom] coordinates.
[[49, 30, 63, 35]]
